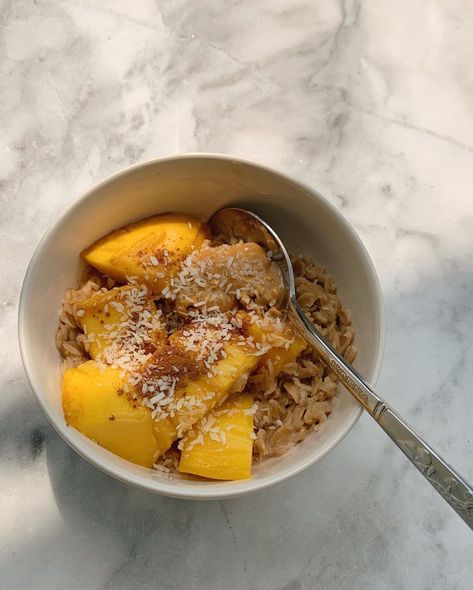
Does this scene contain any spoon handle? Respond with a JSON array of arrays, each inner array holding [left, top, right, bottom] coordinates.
[[290, 299, 473, 530]]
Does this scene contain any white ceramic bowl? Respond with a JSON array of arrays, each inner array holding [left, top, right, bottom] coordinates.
[[19, 154, 384, 499]]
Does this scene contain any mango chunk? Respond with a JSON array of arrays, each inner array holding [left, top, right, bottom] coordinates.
[[62, 361, 160, 467], [179, 394, 254, 480], [76, 285, 164, 364], [81, 214, 210, 294], [249, 316, 307, 378], [138, 342, 259, 457]]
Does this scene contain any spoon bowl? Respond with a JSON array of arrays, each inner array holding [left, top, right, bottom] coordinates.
[[209, 207, 296, 305]]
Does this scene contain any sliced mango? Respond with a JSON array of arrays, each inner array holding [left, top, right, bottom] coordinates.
[[179, 394, 254, 480], [81, 213, 210, 294], [62, 361, 160, 467], [249, 316, 307, 378], [76, 285, 164, 362], [138, 342, 259, 457]]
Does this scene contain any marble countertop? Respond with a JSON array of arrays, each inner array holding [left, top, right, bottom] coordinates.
[[1, 1, 473, 588]]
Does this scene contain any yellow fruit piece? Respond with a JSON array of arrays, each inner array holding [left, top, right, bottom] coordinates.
[[179, 394, 254, 480], [62, 361, 160, 467], [76, 285, 164, 362], [249, 317, 307, 378], [140, 343, 259, 457], [263, 334, 307, 377], [81, 214, 210, 294]]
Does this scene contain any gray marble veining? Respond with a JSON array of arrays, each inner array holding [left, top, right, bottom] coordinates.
[[1, 1, 472, 588]]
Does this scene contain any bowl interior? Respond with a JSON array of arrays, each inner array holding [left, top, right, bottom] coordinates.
[[19, 155, 384, 498]]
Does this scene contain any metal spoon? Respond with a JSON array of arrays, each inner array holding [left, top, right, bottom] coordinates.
[[210, 207, 473, 529]]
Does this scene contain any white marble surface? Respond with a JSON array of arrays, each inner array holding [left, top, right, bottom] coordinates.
[[1, 0, 473, 588]]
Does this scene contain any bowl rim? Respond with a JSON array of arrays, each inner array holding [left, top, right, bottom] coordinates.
[[18, 152, 385, 499]]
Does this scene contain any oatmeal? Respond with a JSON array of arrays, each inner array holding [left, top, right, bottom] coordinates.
[[57, 212, 356, 480]]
